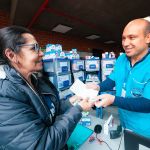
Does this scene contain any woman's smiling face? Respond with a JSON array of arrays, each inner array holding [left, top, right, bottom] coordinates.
[[15, 33, 44, 75]]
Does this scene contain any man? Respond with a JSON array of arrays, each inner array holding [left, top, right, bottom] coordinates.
[[87, 18, 150, 138]]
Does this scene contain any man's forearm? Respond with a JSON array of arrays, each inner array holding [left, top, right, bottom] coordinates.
[[114, 96, 150, 113], [99, 77, 115, 92]]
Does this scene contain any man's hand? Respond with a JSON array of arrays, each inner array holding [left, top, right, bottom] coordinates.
[[86, 82, 100, 91], [93, 94, 115, 108]]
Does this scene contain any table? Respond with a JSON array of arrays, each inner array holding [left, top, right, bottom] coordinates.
[[79, 115, 124, 150]]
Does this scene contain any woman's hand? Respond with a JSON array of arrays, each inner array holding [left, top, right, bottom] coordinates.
[[69, 95, 94, 111], [78, 98, 95, 111], [69, 95, 82, 105], [94, 94, 115, 108], [86, 82, 100, 91]]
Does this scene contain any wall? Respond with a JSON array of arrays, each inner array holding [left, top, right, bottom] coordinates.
[[0, 9, 120, 54], [31, 29, 115, 52], [0, 9, 10, 27]]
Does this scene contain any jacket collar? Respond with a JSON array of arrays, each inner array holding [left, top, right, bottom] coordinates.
[[0, 64, 25, 84], [1, 64, 55, 95]]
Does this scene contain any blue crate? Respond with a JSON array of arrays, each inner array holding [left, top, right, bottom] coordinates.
[[43, 59, 70, 74], [73, 71, 85, 81], [59, 88, 73, 100], [71, 59, 85, 71], [48, 73, 72, 89], [85, 59, 100, 71]]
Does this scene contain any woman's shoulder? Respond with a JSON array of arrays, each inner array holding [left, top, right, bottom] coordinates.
[[0, 78, 29, 103], [0, 65, 27, 99]]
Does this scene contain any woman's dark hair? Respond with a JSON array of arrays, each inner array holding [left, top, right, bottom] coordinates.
[[0, 25, 31, 64]]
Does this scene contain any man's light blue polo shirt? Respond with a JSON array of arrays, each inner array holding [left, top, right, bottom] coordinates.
[[109, 52, 150, 138]]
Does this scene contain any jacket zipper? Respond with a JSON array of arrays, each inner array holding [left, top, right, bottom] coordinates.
[[18, 73, 52, 123]]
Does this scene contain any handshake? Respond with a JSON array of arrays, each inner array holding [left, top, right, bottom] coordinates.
[[69, 79, 115, 111]]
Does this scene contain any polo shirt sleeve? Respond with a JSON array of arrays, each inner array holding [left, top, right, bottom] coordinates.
[[114, 96, 150, 113], [143, 72, 150, 99], [99, 77, 115, 92]]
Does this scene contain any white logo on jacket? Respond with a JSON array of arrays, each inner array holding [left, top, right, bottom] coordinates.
[[0, 65, 6, 79]]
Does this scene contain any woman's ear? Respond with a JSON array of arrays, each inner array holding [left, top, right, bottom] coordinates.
[[4, 48, 18, 64]]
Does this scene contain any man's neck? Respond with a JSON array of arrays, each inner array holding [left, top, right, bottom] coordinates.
[[131, 50, 148, 66]]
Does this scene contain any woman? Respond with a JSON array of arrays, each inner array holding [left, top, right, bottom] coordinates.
[[0, 26, 93, 150]]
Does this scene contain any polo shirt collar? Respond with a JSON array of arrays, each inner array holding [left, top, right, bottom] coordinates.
[[126, 50, 150, 68]]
